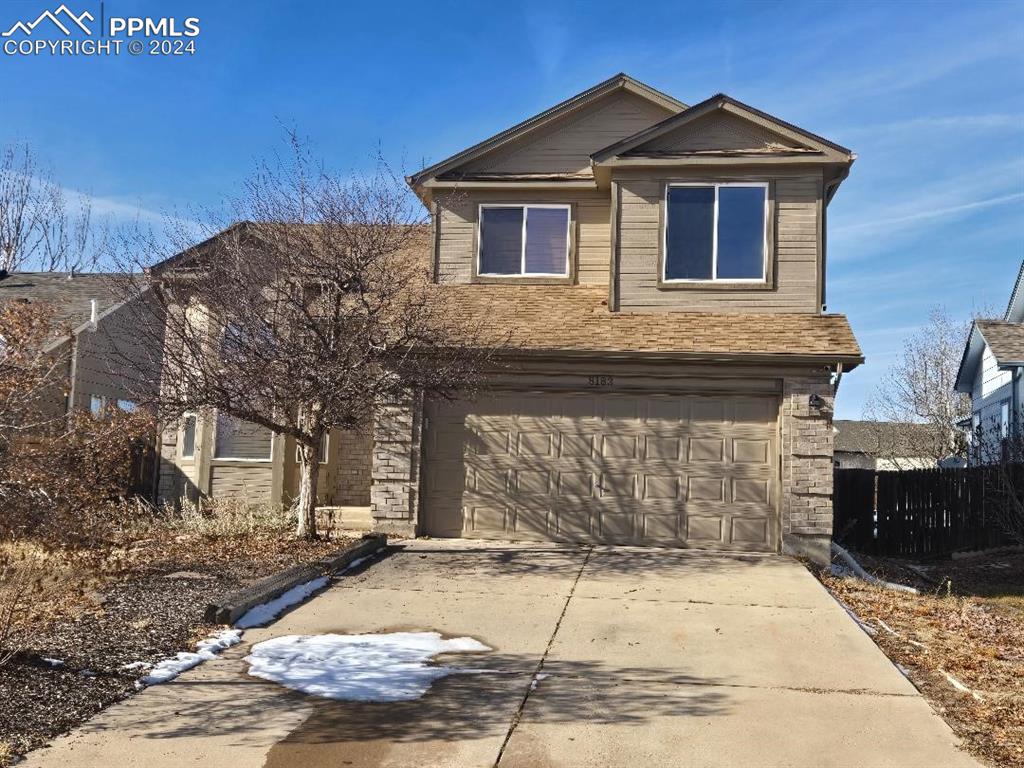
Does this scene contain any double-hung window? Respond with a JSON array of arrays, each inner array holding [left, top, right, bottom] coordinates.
[[478, 204, 570, 277], [664, 183, 768, 282]]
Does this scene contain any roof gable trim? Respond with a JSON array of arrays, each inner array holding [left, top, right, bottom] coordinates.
[[407, 74, 686, 187], [591, 94, 853, 164]]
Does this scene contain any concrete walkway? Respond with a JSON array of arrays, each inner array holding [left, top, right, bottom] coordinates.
[[24, 540, 980, 768]]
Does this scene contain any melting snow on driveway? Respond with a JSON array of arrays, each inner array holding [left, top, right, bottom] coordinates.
[[244, 631, 491, 701]]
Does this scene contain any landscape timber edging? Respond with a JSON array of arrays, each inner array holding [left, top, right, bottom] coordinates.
[[203, 532, 387, 625]]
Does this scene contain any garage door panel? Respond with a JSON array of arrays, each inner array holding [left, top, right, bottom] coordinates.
[[599, 434, 637, 458], [557, 471, 593, 497], [424, 391, 778, 551], [642, 474, 681, 500], [733, 477, 771, 504], [687, 515, 726, 544], [559, 433, 595, 458], [688, 437, 725, 462], [733, 437, 770, 464], [731, 516, 770, 545]]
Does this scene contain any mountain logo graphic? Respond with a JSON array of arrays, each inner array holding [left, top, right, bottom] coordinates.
[[2, 4, 94, 37]]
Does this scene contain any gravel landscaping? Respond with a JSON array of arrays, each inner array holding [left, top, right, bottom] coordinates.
[[818, 550, 1024, 768], [0, 531, 353, 763]]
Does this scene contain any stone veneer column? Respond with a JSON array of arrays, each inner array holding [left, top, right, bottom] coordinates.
[[780, 371, 835, 564], [370, 393, 423, 537]]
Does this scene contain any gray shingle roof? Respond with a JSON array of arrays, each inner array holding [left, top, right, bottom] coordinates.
[[977, 319, 1024, 366], [0, 271, 129, 332]]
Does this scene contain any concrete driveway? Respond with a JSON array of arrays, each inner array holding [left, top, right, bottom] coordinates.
[[24, 540, 979, 768]]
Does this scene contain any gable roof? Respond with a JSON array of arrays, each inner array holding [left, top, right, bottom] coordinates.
[[976, 320, 1024, 366], [407, 73, 686, 188], [955, 318, 1024, 392], [834, 420, 944, 457], [0, 271, 129, 332], [591, 93, 853, 163], [436, 284, 862, 365]]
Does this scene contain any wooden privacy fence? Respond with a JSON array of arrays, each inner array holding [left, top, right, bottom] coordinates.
[[833, 466, 1019, 558]]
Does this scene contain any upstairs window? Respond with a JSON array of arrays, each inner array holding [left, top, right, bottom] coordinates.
[[664, 183, 768, 282], [478, 204, 570, 277], [214, 412, 273, 461]]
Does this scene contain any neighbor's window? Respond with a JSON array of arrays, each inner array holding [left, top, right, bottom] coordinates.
[[89, 395, 104, 416], [295, 432, 329, 464], [664, 183, 768, 282], [214, 412, 273, 461], [117, 399, 137, 413], [1001, 401, 1010, 439], [181, 414, 197, 459], [478, 204, 570, 277]]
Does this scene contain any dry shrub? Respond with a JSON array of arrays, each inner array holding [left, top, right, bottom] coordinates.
[[0, 300, 156, 663], [159, 496, 292, 538]]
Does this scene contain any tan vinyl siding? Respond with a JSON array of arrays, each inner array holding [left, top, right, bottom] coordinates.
[[460, 91, 674, 176], [435, 189, 610, 285], [616, 170, 822, 313], [636, 111, 802, 153], [209, 463, 274, 503]]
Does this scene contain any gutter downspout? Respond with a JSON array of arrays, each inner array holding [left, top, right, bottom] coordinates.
[[66, 333, 79, 415]]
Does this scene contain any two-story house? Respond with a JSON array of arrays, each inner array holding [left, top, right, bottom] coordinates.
[[157, 74, 862, 563], [955, 260, 1024, 457]]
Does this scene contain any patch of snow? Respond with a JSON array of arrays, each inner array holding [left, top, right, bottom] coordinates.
[[139, 629, 242, 687], [245, 631, 491, 702], [235, 576, 329, 629], [529, 672, 550, 691], [79, 669, 96, 678], [41, 657, 64, 667], [343, 555, 372, 572], [120, 661, 151, 671]]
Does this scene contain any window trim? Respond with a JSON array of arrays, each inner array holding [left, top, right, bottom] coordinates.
[[295, 432, 330, 465], [661, 181, 770, 286], [212, 411, 275, 463], [476, 203, 572, 279], [180, 413, 197, 461]]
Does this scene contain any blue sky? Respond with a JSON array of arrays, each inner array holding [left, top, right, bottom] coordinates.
[[1, 0, 1022, 418]]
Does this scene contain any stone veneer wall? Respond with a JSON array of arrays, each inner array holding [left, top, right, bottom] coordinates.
[[369, 394, 422, 537], [780, 371, 835, 563], [334, 428, 373, 505]]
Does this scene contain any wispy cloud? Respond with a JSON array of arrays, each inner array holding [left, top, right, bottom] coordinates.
[[834, 192, 1024, 237], [834, 114, 1024, 138]]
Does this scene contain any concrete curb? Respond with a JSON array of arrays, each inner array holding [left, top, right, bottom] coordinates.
[[204, 532, 387, 625]]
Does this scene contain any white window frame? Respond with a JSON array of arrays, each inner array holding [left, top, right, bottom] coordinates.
[[1001, 400, 1010, 438], [295, 432, 330, 465], [180, 413, 197, 460], [212, 411, 275, 463], [662, 182, 769, 283], [477, 203, 571, 278]]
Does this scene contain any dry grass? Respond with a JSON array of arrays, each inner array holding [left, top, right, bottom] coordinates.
[[819, 556, 1024, 768]]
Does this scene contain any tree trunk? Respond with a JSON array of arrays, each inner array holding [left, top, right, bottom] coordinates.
[[295, 439, 320, 540]]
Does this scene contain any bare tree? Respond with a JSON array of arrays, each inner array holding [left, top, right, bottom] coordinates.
[[113, 134, 502, 539], [0, 142, 103, 273], [864, 307, 977, 463]]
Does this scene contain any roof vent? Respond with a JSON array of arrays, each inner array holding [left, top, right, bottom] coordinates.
[[90, 298, 98, 328]]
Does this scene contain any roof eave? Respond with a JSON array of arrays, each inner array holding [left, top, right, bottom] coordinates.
[[487, 347, 863, 369]]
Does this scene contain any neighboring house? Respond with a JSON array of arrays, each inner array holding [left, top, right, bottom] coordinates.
[[833, 420, 942, 471], [157, 73, 863, 563], [0, 270, 160, 418], [955, 260, 1024, 456]]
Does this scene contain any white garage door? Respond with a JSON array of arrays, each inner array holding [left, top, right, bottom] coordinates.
[[422, 391, 779, 551]]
